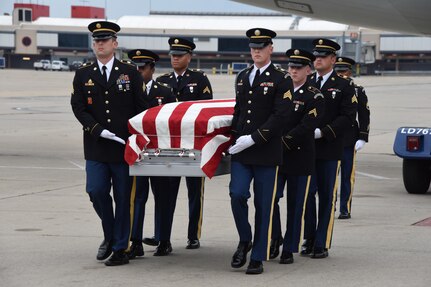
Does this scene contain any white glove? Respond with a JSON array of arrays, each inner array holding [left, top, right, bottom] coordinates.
[[355, 139, 366, 151], [100, 129, 116, 139], [228, 135, 255, 155], [100, 129, 125, 145], [314, 128, 322, 139]]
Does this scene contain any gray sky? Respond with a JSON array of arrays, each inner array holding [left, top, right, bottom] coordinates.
[[0, 0, 273, 18]]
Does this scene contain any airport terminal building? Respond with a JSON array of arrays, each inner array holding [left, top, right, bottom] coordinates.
[[1, 3, 431, 74]]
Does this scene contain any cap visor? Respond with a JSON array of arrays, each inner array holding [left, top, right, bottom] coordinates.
[[93, 34, 115, 40], [288, 62, 306, 67], [249, 42, 269, 48], [169, 50, 189, 55]]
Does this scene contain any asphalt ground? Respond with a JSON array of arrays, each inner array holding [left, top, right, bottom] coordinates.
[[0, 69, 430, 287]]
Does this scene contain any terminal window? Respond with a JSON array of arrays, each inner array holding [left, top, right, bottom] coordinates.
[[18, 9, 32, 22], [58, 33, 89, 49], [218, 38, 249, 52]]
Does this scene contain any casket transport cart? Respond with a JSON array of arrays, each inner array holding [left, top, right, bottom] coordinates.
[[125, 99, 235, 178]]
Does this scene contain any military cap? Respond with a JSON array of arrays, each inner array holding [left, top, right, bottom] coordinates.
[[168, 37, 196, 55], [334, 56, 356, 71], [128, 49, 159, 67], [88, 21, 120, 40], [312, 38, 340, 57], [286, 49, 315, 67], [246, 28, 276, 48]]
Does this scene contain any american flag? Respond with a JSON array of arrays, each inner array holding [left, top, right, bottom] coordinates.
[[125, 99, 235, 178]]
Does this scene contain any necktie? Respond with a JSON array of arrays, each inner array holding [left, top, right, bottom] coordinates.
[[316, 75, 323, 89], [177, 75, 183, 87], [252, 69, 260, 86], [101, 65, 108, 84]]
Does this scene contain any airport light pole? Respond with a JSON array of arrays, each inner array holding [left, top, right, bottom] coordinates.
[[105, 0, 108, 20]]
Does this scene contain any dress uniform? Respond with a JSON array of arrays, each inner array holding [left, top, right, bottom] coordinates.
[[269, 49, 325, 264], [156, 37, 213, 249], [229, 28, 293, 274], [126, 49, 177, 258], [334, 57, 370, 219], [302, 39, 357, 258], [70, 21, 147, 266]]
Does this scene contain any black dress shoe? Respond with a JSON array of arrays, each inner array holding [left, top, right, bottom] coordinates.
[[186, 239, 200, 249], [311, 247, 328, 259], [300, 239, 314, 256], [279, 251, 294, 264], [231, 241, 252, 268], [338, 213, 351, 219], [246, 260, 263, 275], [96, 239, 112, 261], [142, 236, 159, 246], [127, 241, 144, 259], [104, 250, 129, 266], [154, 241, 173, 256], [269, 237, 283, 259]]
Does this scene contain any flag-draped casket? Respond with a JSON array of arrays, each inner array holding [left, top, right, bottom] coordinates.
[[125, 99, 235, 178]]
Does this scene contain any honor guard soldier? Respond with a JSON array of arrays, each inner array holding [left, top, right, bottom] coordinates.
[[154, 37, 213, 250], [126, 49, 177, 258], [334, 56, 370, 219], [228, 28, 293, 274], [301, 39, 357, 258], [71, 21, 147, 266], [269, 49, 325, 264]]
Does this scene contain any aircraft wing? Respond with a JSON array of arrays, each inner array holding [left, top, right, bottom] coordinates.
[[233, 0, 431, 35]]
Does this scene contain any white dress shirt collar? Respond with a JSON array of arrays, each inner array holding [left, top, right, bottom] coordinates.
[[146, 79, 153, 95], [316, 69, 333, 88], [97, 56, 115, 80]]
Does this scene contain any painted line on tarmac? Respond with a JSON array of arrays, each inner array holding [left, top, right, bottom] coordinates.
[[356, 171, 394, 180], [68, 160, 85, 170], [0, 165, 81, 171]]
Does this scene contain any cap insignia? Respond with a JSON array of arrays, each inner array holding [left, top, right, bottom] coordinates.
[[96, 23, 101, 29], [338, 57, 343, 62], [174, 39, 179, 44], [294, 49, 300, 55], [255, 29, 261, 36], [318, 39, 323, 45], [136, 50, 141, 56]]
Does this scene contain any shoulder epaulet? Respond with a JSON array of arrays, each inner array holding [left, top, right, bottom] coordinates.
[[191, 68, 208, 77], [274, 65, 287, 74], [79, 61, 93, 69], [156, 81, 171, 88], [284, 72, 291, 79], [120, 59, 135, 66], [238, 66, 252, 76], [337, 74, 354, 85], [158, 72, 171, 78]]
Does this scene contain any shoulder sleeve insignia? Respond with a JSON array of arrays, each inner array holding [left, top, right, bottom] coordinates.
[[314, 93, 324, 99], [283, 90, 292, 100], [308, 108, 317, 117], [352, 94, 358, 103], [203, 86, 211, 94]]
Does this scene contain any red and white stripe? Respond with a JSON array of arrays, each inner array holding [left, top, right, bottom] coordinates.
[[125, 99, 235, 178]]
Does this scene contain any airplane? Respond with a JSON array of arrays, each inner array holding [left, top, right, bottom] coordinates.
[[233, 0, 431, 35]]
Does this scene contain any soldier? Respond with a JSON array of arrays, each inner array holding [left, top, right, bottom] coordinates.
[[269, 49, 325, 264], [334, 56, 370, 219], [301, 38, 357, 259], [126, 49, 177, 258], [228, 28, 293, 274], [153, 37, 213, 250], [70, 21, 147, 266]]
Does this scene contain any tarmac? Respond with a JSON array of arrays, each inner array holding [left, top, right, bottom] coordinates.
[[0, 69, 430, 287]]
